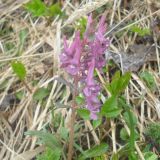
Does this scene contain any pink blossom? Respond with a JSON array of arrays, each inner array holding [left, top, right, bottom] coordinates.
[[60, 14, 110, 119], [60, 31, 82, 75], [83, 59, 101, 119]]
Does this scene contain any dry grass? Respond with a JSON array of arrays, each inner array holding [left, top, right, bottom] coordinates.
[[0, 0, 160, 159]]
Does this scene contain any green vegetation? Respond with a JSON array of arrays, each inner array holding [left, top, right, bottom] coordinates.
[[24, 0, 62, 18]]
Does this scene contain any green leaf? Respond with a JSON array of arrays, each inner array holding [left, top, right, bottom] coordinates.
[[106, 71, 131, 96], [47, 3, 62, 17], [130, 25, 141, 33], [77, 108, 90, 120], [18, 29, 28, 55], [118, 72, 131, 91], [51, 113, 62, 129], [58, 127, 69, 140], [128, 151, 139, 160], [36, 147, 61, 160], [120, 127, 139, 142], [16, 91, 25, 100], [24, 0, 62, 18], [123, 111, 137, 127], [95, 156, 106, 160], [112, 72, 131, 96], [19, 29, 28, 42], [102, 96, 117, 110], [105, 82, 112, 94], [11, 61, 26, 80], [107, 71, 120, 95], [140, 71, 156, 91], [118, 97, 137, 150], [145, 123, 160, 147], [144, 152, 158, 160], [130, 25, 151, 36], [120, 128, 139, 144], [25, 130, 62, 150], [4, 42, 15, 53], [24, 0, 47, 17], [143, 144, 152, 152], [78, 143, 108, 160], [101, 108, 122, 118], [101, 96, 122, 118], [140, 28, 151, 36], [112, 153, 119, 160], [111, 146, 135, 160], [122, 110, 137, 149], [112, 70, 121, 81], [92, 119, 102, 129], [75, 17, 87, 38], [120, 128, 129, 141], [76, 94, 85, 105], [33, 88, 49, 101]]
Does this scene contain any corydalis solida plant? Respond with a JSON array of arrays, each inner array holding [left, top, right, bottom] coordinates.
[[60, 14, 109, 119]]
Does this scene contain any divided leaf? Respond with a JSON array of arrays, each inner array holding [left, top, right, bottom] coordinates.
[[33, 88, 49, 101], [144, 152, 158, 160], [57, 127, 69, 140], [92, 119, 102, 129], [24, 0, 47, 17], [140, 71, 156, 91], [101, 96, 122, 118], [36, 147, 61, 160], [18, 29, 28, 55], [25, 130, 62, 150], [78, 143, 108, 160], [106, 71, 131, 96], [24, 0, 62, 18], [130, 25, 151, 37]]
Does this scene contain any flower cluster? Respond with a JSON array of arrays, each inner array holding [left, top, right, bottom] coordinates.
[[60, 14, 109, 119], [60, 31, 82, 76]]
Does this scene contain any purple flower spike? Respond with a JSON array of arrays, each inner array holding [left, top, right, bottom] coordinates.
[[60, 13, 110, 119], [83, 59, 101, 119], [86, 95, 101, 120], [86, 59, 95, 85], [83, 60, 97, 95], [60, 31, 82, 75], [97, 15, 107, 34], [85, 14, 93, 39]]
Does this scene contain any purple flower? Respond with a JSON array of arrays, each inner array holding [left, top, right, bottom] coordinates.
[[83, 59, 101, 119], [84, 14, 94, 39], [60, 31, 82, 76], [86, 96, 101, 119], [60, 14, 110, 119], [97, 15, 107, 35], [82, 15, 110, 73]]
